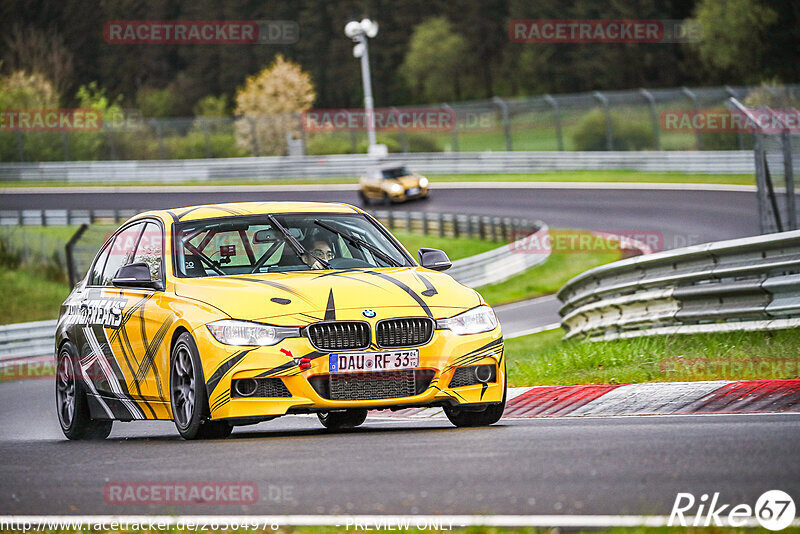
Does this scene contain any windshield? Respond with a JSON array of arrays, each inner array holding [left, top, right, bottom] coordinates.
[[174, 212, 410, 277], [382, 167, 410, 179]]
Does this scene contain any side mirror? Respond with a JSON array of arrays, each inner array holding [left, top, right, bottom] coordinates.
[[113, 262, 163, 290], [418, 248, 452, 271]]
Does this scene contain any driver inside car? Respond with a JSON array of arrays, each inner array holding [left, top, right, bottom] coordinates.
[[301, 235, 336, 269]]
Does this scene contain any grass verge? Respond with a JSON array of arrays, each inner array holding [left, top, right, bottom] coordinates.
[[505, 328, 800, 387], [479, 249, 621, 307], [0, 170, 754, 188], [0, 269, 68, 324], [393, 231, 497, 261]]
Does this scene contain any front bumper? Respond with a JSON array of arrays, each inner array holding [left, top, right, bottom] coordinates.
[[193, 324, 504, 422]]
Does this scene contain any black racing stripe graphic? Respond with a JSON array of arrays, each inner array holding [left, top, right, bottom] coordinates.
[[167, 210, 179, 222], [256, 360, 298, 378], [210, 388, 230, 411], [300, 349, 328, 361], [88, 394, 133, 420], [480, 382, 489, 400], [460, 337, 504, 359], [415, 272, 438, 297], [109, 294, 153, 344], [205, 349, 255, 396], [88, 326, 145, 419], [324, 289, 336, 321], [230, 277, 317, 307], [114, 326, 156, 418], [363, 271, 432, 318], [134, 317, 173, 400]]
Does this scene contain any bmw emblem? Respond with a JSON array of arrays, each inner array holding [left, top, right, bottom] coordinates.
[[362, 309, 377, 318]]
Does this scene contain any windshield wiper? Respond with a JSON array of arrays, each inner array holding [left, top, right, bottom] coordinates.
[[268, 214, 331, 270], [314, 219, 401, 267]]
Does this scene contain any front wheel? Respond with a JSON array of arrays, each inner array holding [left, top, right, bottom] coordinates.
[[317, 409, 368, 430], [444, 383, 506, 427], [170, 332, 233, 440], [56, 344, 113, 440]]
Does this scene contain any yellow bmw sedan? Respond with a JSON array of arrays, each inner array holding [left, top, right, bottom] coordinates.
[[55, 202, 505, 440]]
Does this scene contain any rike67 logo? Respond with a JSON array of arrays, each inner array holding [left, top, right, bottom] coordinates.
[[669, 490, 796, 530]]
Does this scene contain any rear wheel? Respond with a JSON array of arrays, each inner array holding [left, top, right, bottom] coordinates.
[[56, 343, 113, 440], [171, 332, 233, 440], [444, 382, 507, 428], [317, 409, 368, 430]]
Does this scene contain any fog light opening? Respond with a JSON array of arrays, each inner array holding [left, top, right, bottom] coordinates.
[[234, 378, 258, 397], [474, 365, 494, 383]]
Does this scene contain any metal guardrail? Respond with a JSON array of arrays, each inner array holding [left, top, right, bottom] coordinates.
[[557, 230, 800, 340], [0, 320, 57, 361], [0, 150, 755, 183]]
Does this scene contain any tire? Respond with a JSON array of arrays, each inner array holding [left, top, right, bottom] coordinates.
[[170, 332, 233, 440], [317, 409, 368, 430], [444, 381, 507, 428], [56, 343, 113, 440], [358, 190, 370, 206], [381, 192, 392, 206]]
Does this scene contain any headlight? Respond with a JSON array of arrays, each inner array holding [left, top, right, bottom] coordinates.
[[207, 319, 300, 346], [389, 183, 404, 194], [436, 305, 498, 335], [418, 177, 429, 188]]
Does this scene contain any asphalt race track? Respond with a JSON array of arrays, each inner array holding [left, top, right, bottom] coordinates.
[[4, 183, 795, 517], [1, 379, 799, 515]]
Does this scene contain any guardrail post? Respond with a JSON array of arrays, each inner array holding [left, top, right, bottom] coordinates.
[[248, 117, 260, 157], [201, 119, 212, 158], [544, 94, 564, 151], [442, 104, 459, 152], [61, 132, 71, 161], [422, 212, 429, 235], [639, 88, 661, 150], [404, 212, 412, 233], [106, 127, 118, 159], [725, 86, 746, 150], [387, 210, 394, 230], [782, 128, 796, 230], [492, 97, 512, 151], [593, 91, 613, 151], [66, 223, 89, 289], [438, 213, 445, 237], [15, 132, 25, 162], [479, 217, 487, 240], [391, 108, 409, 153], [681, 87, 702, 151]]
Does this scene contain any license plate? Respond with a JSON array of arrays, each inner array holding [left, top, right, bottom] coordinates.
[[407, 187, 420, 195], [329, 349, 419, 373]]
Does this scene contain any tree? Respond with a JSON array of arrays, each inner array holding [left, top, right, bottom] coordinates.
[[234, 54, 315, 156], [2, 25, 74, 98], [400, 17, 470, 102], [691, 0, 778, 83]]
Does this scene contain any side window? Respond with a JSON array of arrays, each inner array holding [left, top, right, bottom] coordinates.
[[89, 242, 112, 286], [101, 222, 145, 286], [133, 222, 163, 281]]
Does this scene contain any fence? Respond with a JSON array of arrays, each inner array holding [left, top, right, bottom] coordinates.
[[728, 98, 800, 234], [557, 230, 800, 341], [3, 84, 799, 163]]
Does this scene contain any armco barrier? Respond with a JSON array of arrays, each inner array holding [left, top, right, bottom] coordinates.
[[0, 150, 754, 183], [0, 320, 57, 360], [558, 230, 800, 340]]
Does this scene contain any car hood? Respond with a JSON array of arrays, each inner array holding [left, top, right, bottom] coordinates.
[[393, 175, 421, 188], [173, 267, 482, 325]]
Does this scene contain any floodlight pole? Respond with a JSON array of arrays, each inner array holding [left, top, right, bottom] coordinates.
[[356, 33, 377, 150]]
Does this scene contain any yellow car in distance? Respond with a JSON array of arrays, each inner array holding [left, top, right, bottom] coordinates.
[[55, 202, 505, 440], [358, 164, 430, 205]]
